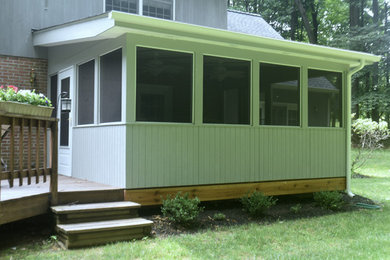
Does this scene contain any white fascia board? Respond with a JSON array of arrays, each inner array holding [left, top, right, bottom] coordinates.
[[33, 16, 116, 47]]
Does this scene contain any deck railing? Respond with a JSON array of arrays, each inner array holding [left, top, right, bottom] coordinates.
[[0, 112, 58, 204]]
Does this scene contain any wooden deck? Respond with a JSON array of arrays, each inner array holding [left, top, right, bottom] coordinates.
[[1, 175, 120, 201], [0, 175, 124, 225]]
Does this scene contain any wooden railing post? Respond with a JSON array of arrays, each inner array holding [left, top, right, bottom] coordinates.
[[19, 119, 24, 186], [9, 118, 15, 188], [36, 120, 40, 184], [0, 119, 1, 201], [50, 121, 58, 205]]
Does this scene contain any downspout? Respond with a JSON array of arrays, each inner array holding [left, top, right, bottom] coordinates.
[[346, 60, 366, 197]]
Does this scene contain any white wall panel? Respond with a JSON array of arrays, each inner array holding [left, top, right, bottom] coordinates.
[[73, 125, 126, 188]]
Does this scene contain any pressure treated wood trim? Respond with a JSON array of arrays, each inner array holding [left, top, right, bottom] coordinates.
[[0, 193, 50, 225], [124, 177, 346, 206], [57, 189, 124, 205]]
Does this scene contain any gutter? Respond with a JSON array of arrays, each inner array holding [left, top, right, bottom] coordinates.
[[346, 60, 366, 197]]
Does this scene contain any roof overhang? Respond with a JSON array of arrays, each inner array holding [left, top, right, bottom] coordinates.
[[33, 11, 381, 68]]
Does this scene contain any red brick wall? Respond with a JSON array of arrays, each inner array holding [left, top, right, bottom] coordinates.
[[0, 55, 49, 172], [0, 55, 48, 95]]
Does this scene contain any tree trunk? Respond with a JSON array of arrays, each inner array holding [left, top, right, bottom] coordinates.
[[349, 0, 359, 27], [245, 0, 250, 11], [350, 0, 361, 115], [310, 1, 319, 43], [253, 0, 258, 13], [360, 0, 365, 26], [371, 0, 380, 122], [294, 0, 317, 43], [291, 1, 298, 40]]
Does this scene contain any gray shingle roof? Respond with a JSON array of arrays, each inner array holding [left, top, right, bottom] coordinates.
[[275, 77, 339, 91], [227, 10, 283, 40]]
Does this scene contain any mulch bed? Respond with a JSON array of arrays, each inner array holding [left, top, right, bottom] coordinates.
[[0, 193, 379, 252], [141, 193, 377, 237]]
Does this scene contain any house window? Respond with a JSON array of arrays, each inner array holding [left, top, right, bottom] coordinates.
[[105, 0, 174, 20], [100, 49, 122, 123], [136, 47, 193, 123], [308, 69, 342, 127], [106, 0, 138, 14], [77, 60, 95, 125], [260, 63, 300, 126], [203, 56, 250, 125], [143, 0, 173, 20]]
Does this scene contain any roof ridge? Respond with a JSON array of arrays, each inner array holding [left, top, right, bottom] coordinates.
[[227, 9, 264, 19]]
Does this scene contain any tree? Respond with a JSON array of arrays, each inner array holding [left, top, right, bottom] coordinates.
[[228, 0, 390, 123]]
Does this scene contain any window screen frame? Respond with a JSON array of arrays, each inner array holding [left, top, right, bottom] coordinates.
[[98, 47, 124, 124], [134, 44, 195, 125], [307, 67, 345, 129], [202, 53, 252, 126], [258, 61, 302, 128], [76, 58, 97, 126]]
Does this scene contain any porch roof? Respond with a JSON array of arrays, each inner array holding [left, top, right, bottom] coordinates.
[[32, 11, 380, 68]]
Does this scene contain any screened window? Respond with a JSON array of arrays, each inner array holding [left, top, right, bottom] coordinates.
[[100, 49, 122, 123], [260, 63, 300, 126], [78, 60, 95, 125], [308, 69, 342, 127], [143, 0, 173, 19], [136, 47, 192, 123], [106, 0, 138, 13], [203, 56, 250, 124]]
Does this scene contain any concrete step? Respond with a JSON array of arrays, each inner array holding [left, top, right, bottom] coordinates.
[[56, 218, 153, 249], [51, 201, 141, 224]]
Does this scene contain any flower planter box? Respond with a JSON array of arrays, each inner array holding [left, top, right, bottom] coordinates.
[[0, 101, 54, 118]]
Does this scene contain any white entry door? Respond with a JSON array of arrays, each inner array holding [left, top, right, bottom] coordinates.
[[57, 68, 73, 176]]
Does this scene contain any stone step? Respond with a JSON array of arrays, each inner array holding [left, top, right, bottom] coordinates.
[[51, 201, 141, 224], [56, 218, 153, 249]]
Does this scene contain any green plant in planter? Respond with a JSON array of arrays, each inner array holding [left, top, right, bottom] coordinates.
[[0, 85, 52, 107], [240, 191, 277, 217], [161, 192, 204, 226]]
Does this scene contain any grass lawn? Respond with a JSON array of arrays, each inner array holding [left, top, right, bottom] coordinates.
[[1, 149, 390, 260]]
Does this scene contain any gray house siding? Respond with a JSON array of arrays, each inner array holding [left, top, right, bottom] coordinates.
[[175, 0, 227, 29], [0, 0, 103, 58], [0, 0, 227, 59]]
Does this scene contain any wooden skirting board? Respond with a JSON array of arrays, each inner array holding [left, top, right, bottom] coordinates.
[[124, 177, 346, 206], [0, 193, 50, 225]]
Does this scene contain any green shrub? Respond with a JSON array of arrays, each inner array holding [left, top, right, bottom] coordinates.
[[290, 203, 302, 214], [240, 191, 277, 217], [161, 192, 204, 225], [213, 212, 226, 221], [313, 191, 344, 211], [351, 116, 389, 174]]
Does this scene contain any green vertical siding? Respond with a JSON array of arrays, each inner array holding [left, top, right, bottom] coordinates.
[[126, 125, 345, 188], [123, 31, 350, 189]]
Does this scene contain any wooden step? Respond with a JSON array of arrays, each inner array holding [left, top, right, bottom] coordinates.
[[51, 201, 141, 224], [56, 218, 153, 249]]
